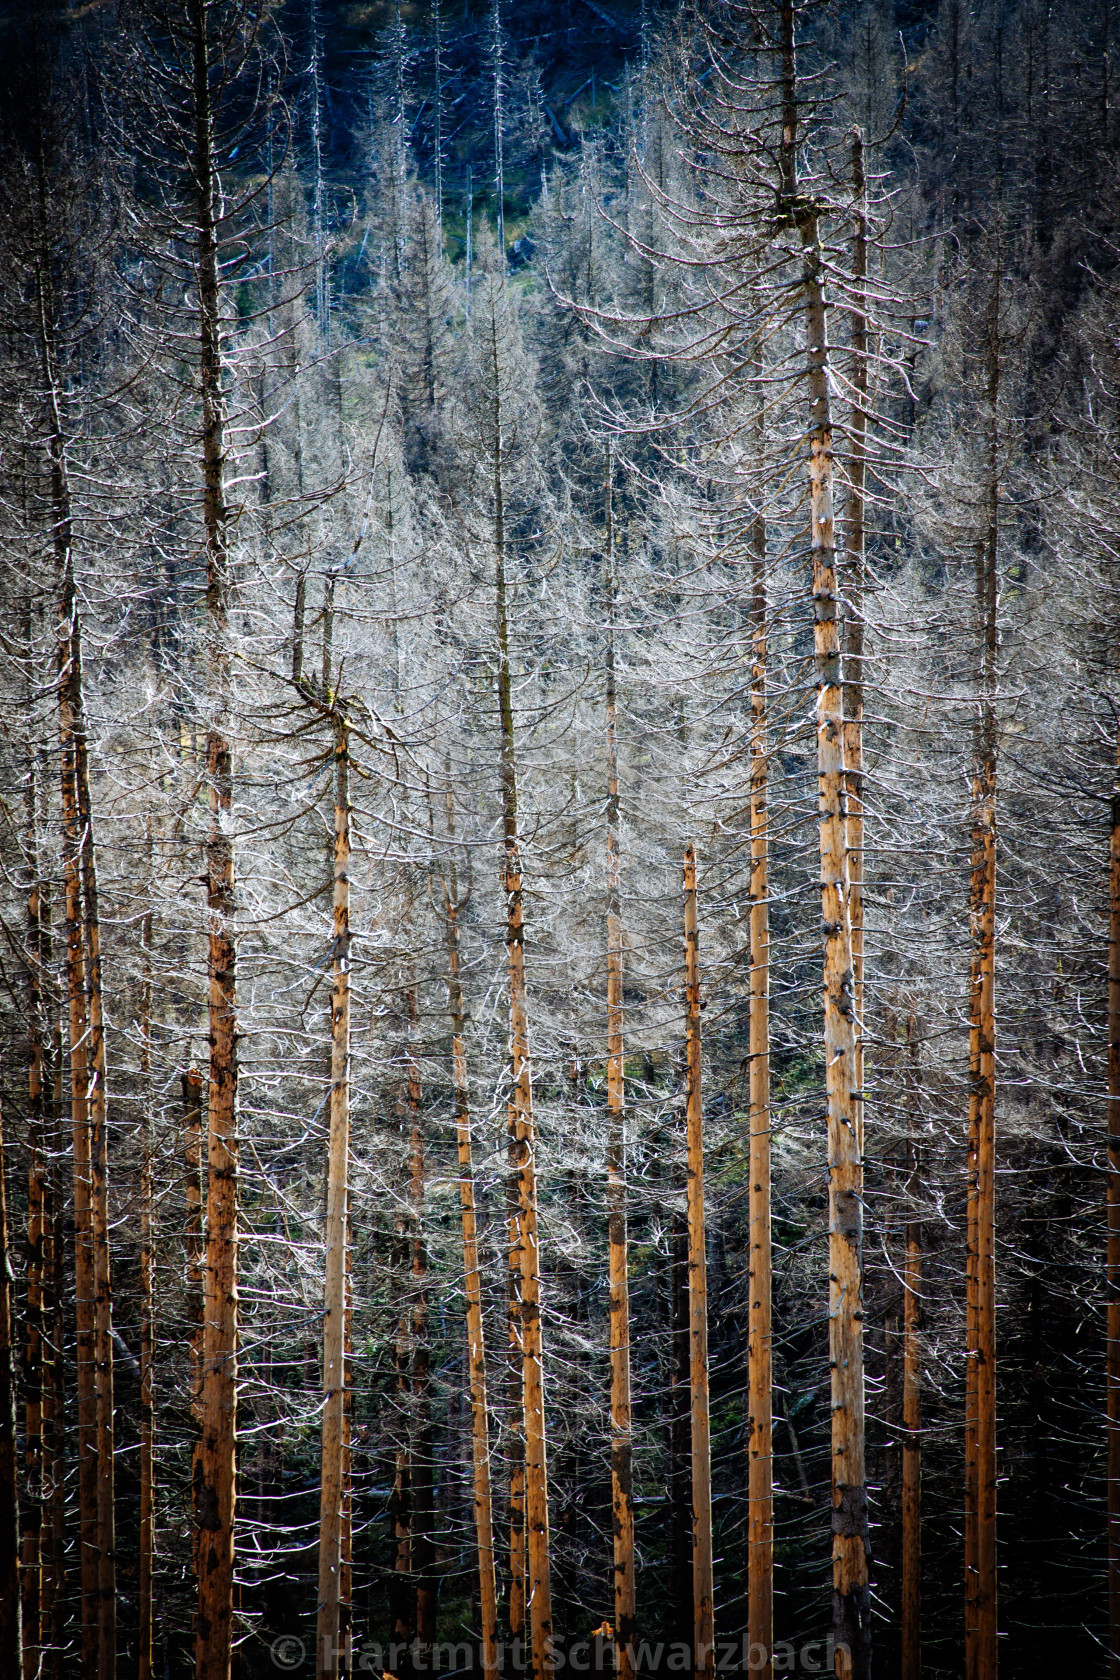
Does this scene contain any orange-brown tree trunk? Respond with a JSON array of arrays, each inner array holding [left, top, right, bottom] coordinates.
[[845, 130, 868, 1163], [965, 271, 1000, 1680], [746, 503, 772, 1680], [318, 713, 352, 1680], [604, 450, 636, 1678], [683, 847, 714, 1680], [801, 205, 869, 1680], [444, 860, 500, 1680], [781, 9, 869, 1666], [191, 6, 240, 1674], [493, 372, 554, 1680]]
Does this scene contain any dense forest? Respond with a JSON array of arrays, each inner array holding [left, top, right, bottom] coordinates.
[[1, 2, 1119, 1679]]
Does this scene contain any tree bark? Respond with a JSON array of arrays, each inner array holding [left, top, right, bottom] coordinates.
[[965, 270, 1000, 1680], [800, 202, 869, 1680], [23, 755, 47, 1680], [683, 846, 714, 1680], [444, 861, 500, 1680], [407, 995, 436, 1662], [37, 148, 117, 1675], [746, 492, 772, 1680], [0, 1094, 22, 1680], [138, 872, 156, 1680], [845, 131, 868, 1163], [493, 348, 554, 1680], [901, 1015, 923, 1680], [318, 713, 352, 1680], [778, 7, 870, 1663], [190, 6, 240, 1675], [604, 450, 636, 1678]]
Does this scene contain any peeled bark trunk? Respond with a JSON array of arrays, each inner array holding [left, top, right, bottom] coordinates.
[[444, 864, 500, 1680], [683, 847, 714, 1680], [506, 1160, 526, 1648], [801, 205, 869, 1680], [845, 131, 868, 1161], [318, 714, 352, 1680], [191, 6, 240, 1674], [0, 1097, 22, 1680], [604, 455, 636, 1677], [746, 509, 772, 1680], [780, 11, 869, 1665], [493, 376, 554, 1680], [965, 276, 1000, 1680], [901, 1015, 923, 1680]]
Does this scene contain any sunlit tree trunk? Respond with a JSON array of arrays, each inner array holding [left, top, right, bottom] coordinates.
[[683, 847, 713, 1680], [494, 407, 554, 1680], [604, 450, 636, 1677], [746, 484, 772, 1680], [845, 130, 868, 1162], [189, 6, 240, 1674], [774, 12, 871, 1667], [777, 4, 869, 1662], [318, 713, 352, 1680], [443, 851, 500, 1680]]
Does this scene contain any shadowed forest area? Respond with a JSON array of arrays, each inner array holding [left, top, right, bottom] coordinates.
[[1, 3, 1120, 1680]]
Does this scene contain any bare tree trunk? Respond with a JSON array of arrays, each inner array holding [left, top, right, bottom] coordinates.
[[42, 959, 65, 1680], [965, 273, 1000, 1680], [901, 1015, 923, 1680], [780, 10, 869, 1666], [407, 995, 436, 1662], [57, 522, 103, 1680], [318, 714, 352, 1680], [0, 1096, 22, 1680], [138, 875, 155, 1680], [184, 1065, 204, 1442], [845, 131, 868, 1162], [507, 1159, 526, 1650], [41, 237, 117, 1680], [746, 498, 772, 1680], [604, 451, 636, 1677], [23, 757, 47, 1680], [191, 5, 240, 1673], [444, 857, 500, 1680], [494, 384, 554, 1680], [73, 644, 115, 1680], [683, 847, 713, 1680]]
